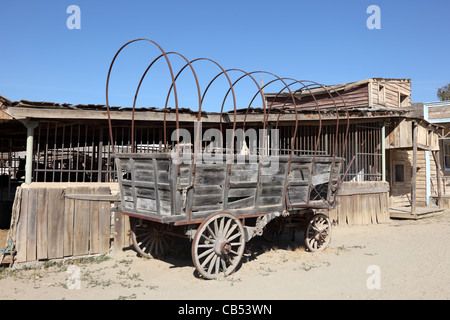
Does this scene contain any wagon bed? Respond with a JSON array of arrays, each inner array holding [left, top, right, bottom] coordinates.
[[115, 152, 342, 224]]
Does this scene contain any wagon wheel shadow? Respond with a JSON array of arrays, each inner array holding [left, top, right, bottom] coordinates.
[[123, 237, 194, 268], [243, 230, 307, 263]]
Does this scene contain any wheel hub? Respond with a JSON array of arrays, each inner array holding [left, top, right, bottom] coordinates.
[[214, 238, 231, 255]]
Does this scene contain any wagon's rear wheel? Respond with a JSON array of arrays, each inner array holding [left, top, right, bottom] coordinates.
[[304, 213, 331, 252], [192, 212, 245, 280], [130, 217, 173, 259]]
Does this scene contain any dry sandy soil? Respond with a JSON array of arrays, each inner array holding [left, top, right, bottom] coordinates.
[[0, 211, 449, 301]]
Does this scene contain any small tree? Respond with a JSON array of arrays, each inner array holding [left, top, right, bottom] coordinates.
[[437, 84, 450, 101]]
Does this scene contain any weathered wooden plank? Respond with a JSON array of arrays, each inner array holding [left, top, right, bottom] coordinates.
[[159, 200, 171, 215], [89, 187, 100, 254], [260, 186, 285, 197], [47, 188, 65, 259], [193, 185, 223, 196], [98, 186, 111, 254], [15, 188, 28, 263], [192, 194, 224, 207], [73, 186, 90, 256], [135, 187, 156, 199], [287, 185, 309, 203], [26, 188, 38, 261], [134, 159, 154, 171], [36, 188, 48, 260], [258, 196, 282, 207], [191, 203, 224, 213], [260, 174, 286, 185], [136, 197, 157, 212], [229, 170, 258, 183], [228, 188, 256, 198], [64, 187, 76, 257], [134, 170, 155, 182]]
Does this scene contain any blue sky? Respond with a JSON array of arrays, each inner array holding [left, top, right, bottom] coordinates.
[[0, 0, 449, 112]]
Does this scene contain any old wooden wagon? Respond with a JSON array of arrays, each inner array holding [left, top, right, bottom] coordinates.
[[106, 39, 350, 279]]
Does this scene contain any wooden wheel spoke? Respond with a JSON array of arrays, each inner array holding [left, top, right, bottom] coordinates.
[[200, 233, 213, 243], [220, 258, 227, 271], [200, 251, 216, 268], [218, 217, 225, 238], [198, 248, 214, 260], [214, 255, 221, 275], [207, 255, 218, 274], [222, 218, 232, 237], [228, 249, 240, 256], [227, 231, 242, 242], [197, 243, 214, 248], [206, 225, 217, 240], [225, 223, 238, 239]]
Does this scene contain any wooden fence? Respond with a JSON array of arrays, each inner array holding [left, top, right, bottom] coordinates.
[[13, 183, 130, 263], [329, 181, 390, 225]]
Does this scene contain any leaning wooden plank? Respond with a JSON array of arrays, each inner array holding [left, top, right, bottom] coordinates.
[[73, 186, 90, 256], [63, 187, 76, 257], [15, 187, 28, 263], [36, 188, 48, 260], [123, 213, 131, 247], [26, 188, 38, 261], [113, 211, 124, 252]]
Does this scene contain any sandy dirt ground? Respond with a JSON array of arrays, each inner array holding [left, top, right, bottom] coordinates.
[[0, 211, 449, 300]]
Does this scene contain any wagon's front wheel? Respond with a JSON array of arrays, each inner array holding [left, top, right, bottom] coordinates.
[[304, 213, 331, 252], [192, 212, 245, 280]]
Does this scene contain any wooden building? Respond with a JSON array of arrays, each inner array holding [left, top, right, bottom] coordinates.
[[265, 78, 442, 219], [421, 100, 450, 208], [0, 77, 443, 263]]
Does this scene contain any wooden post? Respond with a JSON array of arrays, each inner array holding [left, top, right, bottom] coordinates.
[[381, 121, 386, 181], [432, 150, 442, 207], [22, 121, 38, 184], [411, 121, 418, 218]]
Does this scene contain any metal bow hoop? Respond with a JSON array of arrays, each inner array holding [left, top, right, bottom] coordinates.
[[105, 38, 180, 153], [105, 38, 351, 209]]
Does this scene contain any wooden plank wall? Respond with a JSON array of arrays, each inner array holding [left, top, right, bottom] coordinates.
[[370, 79, 411, 108], [388, 119, 439, 150], [14, 184, 130, 263], [388, 149, 435, 208], [328, 181, 390, 225]]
